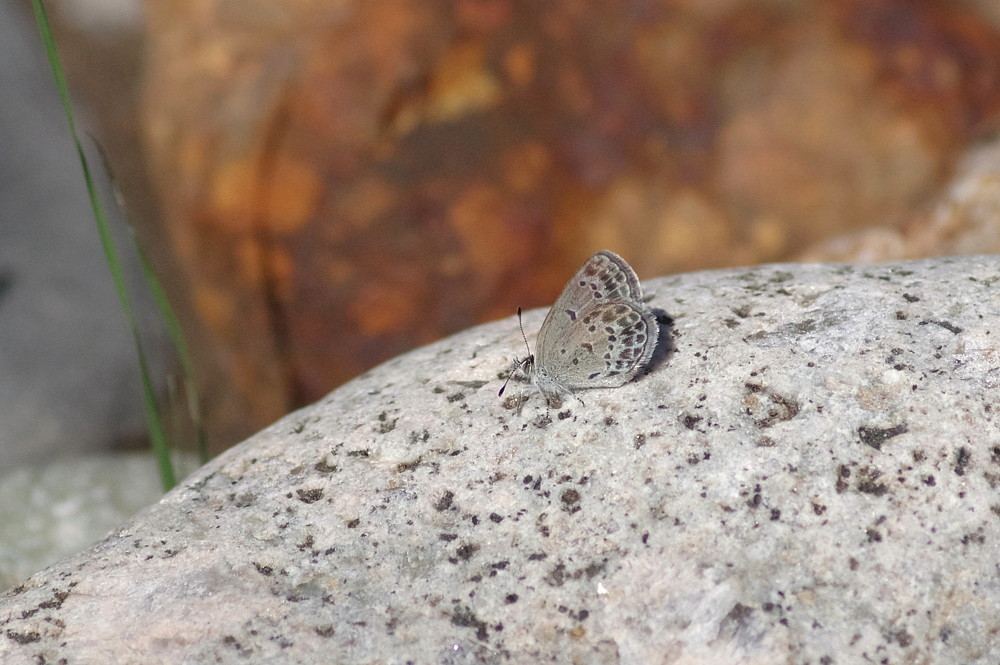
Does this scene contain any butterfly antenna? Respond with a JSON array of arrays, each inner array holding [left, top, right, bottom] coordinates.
[[498, 307, 531, 397], [498, 371, 513, 397], [517, 307, 531, 358]]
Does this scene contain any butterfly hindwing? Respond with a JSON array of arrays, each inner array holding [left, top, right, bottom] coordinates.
[[536, 299, 657, 389]]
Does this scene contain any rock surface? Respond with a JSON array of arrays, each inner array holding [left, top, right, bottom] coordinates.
[[2, 257, 999, 664]]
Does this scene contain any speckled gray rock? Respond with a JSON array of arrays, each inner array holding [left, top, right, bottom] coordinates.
[[2, 257, 999, 664]]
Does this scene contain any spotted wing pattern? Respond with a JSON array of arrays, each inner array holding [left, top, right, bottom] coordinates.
[[533, 250, 657, 394]]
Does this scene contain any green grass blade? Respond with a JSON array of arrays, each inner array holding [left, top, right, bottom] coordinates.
[[135, 243, 209, 464], [30, 0, 178, 489]]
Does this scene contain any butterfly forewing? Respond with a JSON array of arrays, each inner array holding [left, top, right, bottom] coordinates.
[[561, 251, 643, 309], [536, 251, 643, 355]]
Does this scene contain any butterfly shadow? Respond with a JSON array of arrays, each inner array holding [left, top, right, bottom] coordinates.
[[642, 308, 676, 378]]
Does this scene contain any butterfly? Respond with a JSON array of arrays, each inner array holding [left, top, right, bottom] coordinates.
[[499, 250, 658, 406]]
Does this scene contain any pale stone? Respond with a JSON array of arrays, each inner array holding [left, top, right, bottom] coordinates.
[[1, 257, 998, 664]]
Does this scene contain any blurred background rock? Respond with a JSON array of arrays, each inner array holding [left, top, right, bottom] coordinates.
[[4, 0, 1000, 468]]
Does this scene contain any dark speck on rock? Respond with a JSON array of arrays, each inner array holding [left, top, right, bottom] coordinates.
[[858, 424, 908, 450], [5, 631, 41, 645], [296, 489, 324, 504], [408, 429, 430, 444], [718, 603, 755, 640], [434, 491, 455, 511], [560, 489, 581, 513], [232, 492, 256, 507], [395, 459, 421, 473], [377, 412, 397, 434], [954, 447, 972, 476], [856, 468, 889, 496], [920, 319, 964, 334], [732, 304, 752, 318], [682, 414, 702, 430], [534, 414, 554, 427], [544, 563, 566, 587], [450, 606, 488, 641], [961, 528, 985, 546]]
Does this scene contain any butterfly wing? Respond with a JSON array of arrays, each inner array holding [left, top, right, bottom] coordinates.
[[535, 251, 657, 390], [537, 300, 657, 389], [535, 251, 645, 358]]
